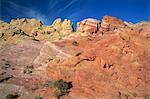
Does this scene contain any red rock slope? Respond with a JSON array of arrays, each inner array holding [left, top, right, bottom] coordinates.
[[46, 17, 150, 98]]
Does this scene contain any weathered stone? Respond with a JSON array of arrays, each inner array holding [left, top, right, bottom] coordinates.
[[10, 18, 43, 36], [100, 16, 127, 32], [46, 23, 150, 98], [77, 18, 100, 36]]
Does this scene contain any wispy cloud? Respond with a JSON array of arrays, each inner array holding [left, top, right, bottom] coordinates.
[[47, 0, 81, 20], [48, 0, 58, 12], [2, 0, 48, 24], [1, 0, 85, 25], [56, 0, 78, 14], [68, 10, 84, 21]]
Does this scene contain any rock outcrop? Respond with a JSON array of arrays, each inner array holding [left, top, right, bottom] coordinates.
[[32, 18, 74, 41], [10, 18, 43, 36], [77, 18, 100, 36], [45, 17, 150, 98], [51, 18, 74, 36], [0, 18, 75, 48], [100, 16, 127, 33], [132, 21, 150, 39]]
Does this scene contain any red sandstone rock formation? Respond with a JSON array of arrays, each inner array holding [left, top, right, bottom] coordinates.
[[77, 18, 100, 36], [100, 16, 127, 33], [46, 24, 150, 98]]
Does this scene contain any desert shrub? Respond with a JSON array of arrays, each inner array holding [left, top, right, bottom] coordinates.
[[37, 27, 43, 30], [144, 95, 150, 99], [31, 84, 39, 90], [53, 79, 72, 97], [12, 29, 28, 36], [75, 51, 82, 56], [23, 65, 34, 74], [44, 79, 72, 98], [72, 40, 79, 46], [14, 29, 22, 34], [1, 61, 11, 69], [6, 93, 19, 99], [34, 96, 42, 99], [47, 56, 53, 61]]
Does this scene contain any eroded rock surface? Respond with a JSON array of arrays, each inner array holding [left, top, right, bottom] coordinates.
[[77, 18, 100, 36], [100, 16, 127, 33], [46, 21, 150, 98], [0, 16, 150, 99], [0, 18, 74, 48]]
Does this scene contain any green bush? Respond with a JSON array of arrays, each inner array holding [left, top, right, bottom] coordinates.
[[34, 96, 42, 99], [53, 79, 70, 97], [6, 93, 19, 99]]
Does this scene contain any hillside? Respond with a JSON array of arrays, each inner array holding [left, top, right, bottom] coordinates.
[[0, 16, 150, 99]]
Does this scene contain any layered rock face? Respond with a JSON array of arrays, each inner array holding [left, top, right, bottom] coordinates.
[[77, 18, 100, 36], [76, 16, 128, 36], [100, 16, 127, 32], [46, 18, 150, 98]]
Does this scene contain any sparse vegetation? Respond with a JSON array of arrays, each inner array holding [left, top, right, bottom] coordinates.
[[12, 29, 29, 36], [6, 93, 19, 99], [45, 79, 72, 98], [53, 79, 70, 98], [14, 29, 22, 34], [72, 40, 79, 46], [47, 56, 53, 61], [31, 84, 39, 90], [75, 51, 82, 56], [23, 65, 34, 74], [34, 96, 42, 99], [37, 27, 43, 30], [144, 95, 150, 99], [1, 61, 11, 69]]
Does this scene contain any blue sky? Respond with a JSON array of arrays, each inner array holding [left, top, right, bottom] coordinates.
[[0, 0, 149, 27]]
